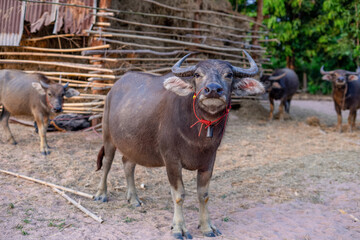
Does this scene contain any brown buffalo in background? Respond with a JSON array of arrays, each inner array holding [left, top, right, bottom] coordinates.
[[320, 66, 360, 132], [0, 70, 79, 155]]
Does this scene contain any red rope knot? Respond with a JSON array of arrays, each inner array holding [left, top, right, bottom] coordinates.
[[190, 89, 231, 137]]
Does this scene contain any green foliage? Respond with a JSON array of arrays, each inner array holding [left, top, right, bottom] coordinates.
[[229, 0, 360, 95], [124, 216, 136, 223], [222, 216, 230, 222]]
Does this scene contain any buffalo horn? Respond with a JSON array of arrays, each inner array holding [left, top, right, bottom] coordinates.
[[269, 72, 286, 81], [171, 53, 197, 77], [231, 50, 258, 77], [40, 80, 50, 89], [63, 82, 69, 89], [320, 65, 334, 75], [345, 67, 359, 75]]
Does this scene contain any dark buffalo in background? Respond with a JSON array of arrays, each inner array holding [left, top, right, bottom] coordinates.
[[320, 66, 360, 132], [95, 51, 264, 239], [261, 68, 299, 121]]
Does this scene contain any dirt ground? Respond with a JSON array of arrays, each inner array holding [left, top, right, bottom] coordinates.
[[0, 99, 359, 240]]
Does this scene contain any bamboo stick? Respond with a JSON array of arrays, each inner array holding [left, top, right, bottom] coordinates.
[[0, 169, 94, 199], [90, 32, 265, 53], [62, 107, 103, 112], [20, 44, 110, 53], [24, 71, 116, 79], [52, 188, 104, 223], [95, 37, 183, 50], [0, 59, 113, 73], [64, 101, 105, 107], [62, 110, 103, 114], [82, 49, 189, 56], [25, 34, 84, 42], [0, 52, 118, 62]]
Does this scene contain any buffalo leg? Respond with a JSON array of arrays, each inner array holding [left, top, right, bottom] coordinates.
[[122, 157, 142, 206], [0, 108, 17, 145], [334, 103, 342, 132], [285, 99, 291, 113], [35, 115, 50, 155], [269, 98, 274, 121], [197, 168, 221, 237], [95, 142, 116, 202], [348, 109, 357, 132], [166, 163, 192, 239], [278, 99, 286, 121]]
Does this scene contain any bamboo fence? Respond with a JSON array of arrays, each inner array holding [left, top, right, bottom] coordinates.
[[0, 0, 273, 124]]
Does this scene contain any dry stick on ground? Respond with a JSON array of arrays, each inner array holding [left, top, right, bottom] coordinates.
[[52, 188, 104, 223], [0, 169, 94, 199]]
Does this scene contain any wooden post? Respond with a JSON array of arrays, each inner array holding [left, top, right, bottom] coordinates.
[[90, 0, 112, 125], [303, 72, 307, 92]]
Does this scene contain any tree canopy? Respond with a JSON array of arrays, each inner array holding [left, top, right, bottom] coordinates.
[[230, 0, 360, 94]]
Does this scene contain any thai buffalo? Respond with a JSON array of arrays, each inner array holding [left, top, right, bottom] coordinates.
[[95, 51, 264, 239], [260, 68, 299, 120], [320, 66, 360, 132], [0, 70, 79, 154]]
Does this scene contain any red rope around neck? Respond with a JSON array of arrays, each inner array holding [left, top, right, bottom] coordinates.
[[190, 88, 231, 137]]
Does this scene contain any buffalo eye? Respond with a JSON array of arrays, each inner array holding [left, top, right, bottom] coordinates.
[[194, 73, 201, 78], [47, 92, 52, 97], [225, 73, 233, 79]]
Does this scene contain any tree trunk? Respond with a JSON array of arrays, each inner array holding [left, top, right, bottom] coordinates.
[[252, 0, 263, 47]]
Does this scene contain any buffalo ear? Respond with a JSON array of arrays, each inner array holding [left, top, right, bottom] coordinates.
[[348, 75, 358, 82], [232, 78, 265, 96], [65, 88, 80, 98], [321, 75, 332, 81], [163, 76, 194, 96], [32, 82, 46, 95]]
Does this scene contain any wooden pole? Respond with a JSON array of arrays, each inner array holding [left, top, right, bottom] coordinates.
[[20, 44, 110, 53], [53, 188, 104, 223], [0, 169, 94, 199], [90, 0, 112, 126]]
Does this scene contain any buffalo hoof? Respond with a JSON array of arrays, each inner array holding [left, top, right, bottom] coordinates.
[[94, 195, 108, 202], [172, 232, 192, 240], [41, 151, 51, 156], [204, 229, 222, 237]]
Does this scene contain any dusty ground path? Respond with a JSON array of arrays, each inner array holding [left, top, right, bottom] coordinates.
[[0, 99, 359, 240]]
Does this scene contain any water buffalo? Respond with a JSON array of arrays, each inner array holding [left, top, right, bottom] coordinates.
[[320, 66, 360, 132], [0, 70, 79, 154], [261, 68, 299, 120], [95, 51, 264, 239]]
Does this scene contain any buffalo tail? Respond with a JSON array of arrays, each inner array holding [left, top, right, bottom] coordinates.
[[96, 146, 105, 171]]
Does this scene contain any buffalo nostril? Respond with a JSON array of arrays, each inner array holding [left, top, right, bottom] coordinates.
[[217, 88, 223, 93], [204, 88, 210, 93]]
